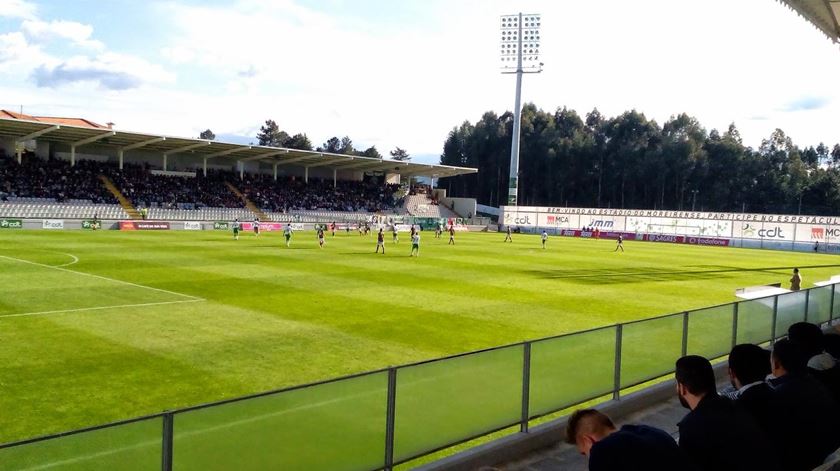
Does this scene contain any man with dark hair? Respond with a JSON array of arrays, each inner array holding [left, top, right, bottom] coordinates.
[[675, 355, 777, 471], [564, 409, 697, 471], [788, 322, 840, 403], [727, 344, 774, 432], [770, 338, 840, 471]]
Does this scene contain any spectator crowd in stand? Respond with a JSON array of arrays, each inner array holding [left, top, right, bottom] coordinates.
[[566, 321, 840, 471], [1, 155, 400, 213], [0, 153, 115, 203], [239, 173, 399, 213]]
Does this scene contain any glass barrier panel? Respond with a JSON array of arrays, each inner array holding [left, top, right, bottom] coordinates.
[[687, 304, 734, 360], [393, 344, 523, 463], [807, 286, 832, 325], [529, 327, 616, 417], [0, 417, 162, 471], [173, 371, 387, 471], [833, 284, 840, 321], [775, 291, 807, 339], [736, 298, 774, 345], [620, 315, 683, 388]]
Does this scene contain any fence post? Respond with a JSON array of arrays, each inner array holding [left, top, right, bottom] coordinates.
[[384, 368, 397, 471], [732, 303, 739, 348], [804, 289, 810, 323], [612, 324, 623, 400], [681, 312, 689, 357], [771, 296, 779, 345], [520, 342, 531, 433], [831, 284, 836, 322], [161, 412, 174, 471]]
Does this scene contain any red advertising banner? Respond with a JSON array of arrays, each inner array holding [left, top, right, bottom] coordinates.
[[120, 221, 171, 231], [687, 237, 730, 246]]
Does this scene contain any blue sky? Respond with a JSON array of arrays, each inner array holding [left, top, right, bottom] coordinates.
[[2, 0, 840, 164]]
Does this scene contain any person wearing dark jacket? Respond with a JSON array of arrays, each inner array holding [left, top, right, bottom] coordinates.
[[769, 338, 840, 471], [565, 409, 698, 471], [675, 355, 779, 471], [727, 344, 775, 433]]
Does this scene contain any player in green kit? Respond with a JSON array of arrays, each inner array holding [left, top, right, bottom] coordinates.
[[410, 232, 420, 257], [283, 224, 293, 247], [392, 224, 399, 244], [232, 218, 240, 240], [541, 229, 548, 249]]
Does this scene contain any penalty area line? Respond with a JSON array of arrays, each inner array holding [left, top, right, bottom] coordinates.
[[0, 299, 205, 320], [0, 254, 203, 301]]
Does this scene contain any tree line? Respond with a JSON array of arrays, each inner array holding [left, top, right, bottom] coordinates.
[[439, 104, 840, 216], [200, 120, 411, 161]]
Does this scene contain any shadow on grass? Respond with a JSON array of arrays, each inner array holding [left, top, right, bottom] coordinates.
[[524, 263, 840, 284]]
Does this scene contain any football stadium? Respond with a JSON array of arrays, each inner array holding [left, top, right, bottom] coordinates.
[[2, 1, 840, 471]]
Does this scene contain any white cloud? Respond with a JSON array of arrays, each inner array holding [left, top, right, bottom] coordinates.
[[0, 0, 36, 20], [22, 19, 104, 50], [31, 53, 175, 90]]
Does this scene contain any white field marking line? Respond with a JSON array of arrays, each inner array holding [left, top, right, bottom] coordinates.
[[0, 255, 203, 301], [14, 361, 496, 470], [0, 299, 204, 320], [53, 252, 79, 268]]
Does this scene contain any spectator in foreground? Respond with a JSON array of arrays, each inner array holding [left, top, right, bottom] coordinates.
[[788, 322, 840, 402], [564, 409, 697, 471], [727, 344, 774, 433], [769, 338, 840, 471], [675, 355, 777, 471]]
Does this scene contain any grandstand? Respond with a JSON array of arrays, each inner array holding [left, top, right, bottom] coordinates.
[[0, 112, 478, 224]]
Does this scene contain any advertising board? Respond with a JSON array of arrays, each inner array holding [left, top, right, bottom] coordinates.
[[42, 219, 64, 229]]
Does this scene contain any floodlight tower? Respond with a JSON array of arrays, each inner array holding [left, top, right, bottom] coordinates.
[[500, 13, 541, 206]]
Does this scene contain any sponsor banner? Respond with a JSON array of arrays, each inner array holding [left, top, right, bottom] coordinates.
[[686, 237, 730, 246], [537, 213, 579, 228], [184, 221, 202, 231], [240, 222, 284, 232], [733, 221, 795, 241], [0, 218, 22, 229], [796, 224, 840, 242], [502, 211, 538, 227], [214, 221, 230, 230], [42, 219, 64, 230], [580, 215, 626, 232], [81, 220, 101, 230], [644, 234, 686, 243], [120, 221, 170, 231], [500, 206, 840, 224]]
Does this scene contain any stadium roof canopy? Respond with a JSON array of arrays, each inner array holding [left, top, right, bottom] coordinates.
[[779, 0, 840, 43], [0, 116, 477, 179]]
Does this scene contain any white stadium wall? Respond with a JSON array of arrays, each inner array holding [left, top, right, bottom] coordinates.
[[499, 206, 840, 252]]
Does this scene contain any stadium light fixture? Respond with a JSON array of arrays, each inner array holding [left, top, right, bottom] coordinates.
[[501, 13, 541, 206]]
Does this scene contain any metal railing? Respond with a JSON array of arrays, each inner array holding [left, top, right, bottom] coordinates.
[[1, 283, 837, 471]]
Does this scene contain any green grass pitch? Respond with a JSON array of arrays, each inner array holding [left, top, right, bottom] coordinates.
[[0, 229, 836, 469]]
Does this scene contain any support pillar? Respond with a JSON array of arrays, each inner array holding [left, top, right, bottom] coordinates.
[[70, 145, 76, 167], [203, 157, 207, 177], [305, 166, 309, 183], [162, 153, 168, 171], [16, 149, 22, 164], [333, 168, 337, 188], [273, 163, 278, 181], [239, 161, 244, 180], [118, 149, 124, 170]]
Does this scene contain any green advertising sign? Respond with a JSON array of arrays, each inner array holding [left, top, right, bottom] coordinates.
[[0, 218, 22, 229], [81, 220, 101, 230], [214, 221, 230, 230]]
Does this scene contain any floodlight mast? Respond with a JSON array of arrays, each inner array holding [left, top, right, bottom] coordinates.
[[501, 13, 541, 206]]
